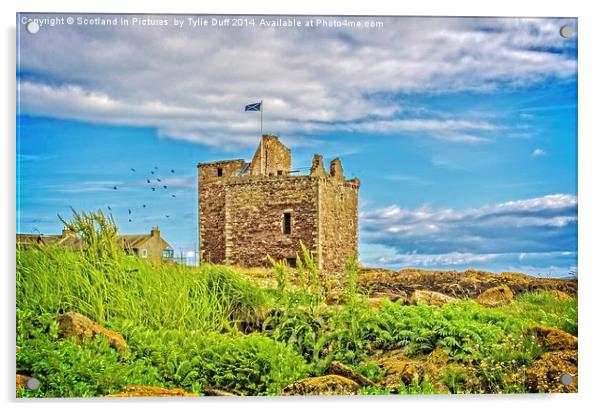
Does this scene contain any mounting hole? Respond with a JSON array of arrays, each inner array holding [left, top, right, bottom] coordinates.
[[25, 377, 40, 390], [559, 373, 573, 386], [560, 25, 573, 39], [25, 21, 40, 34]]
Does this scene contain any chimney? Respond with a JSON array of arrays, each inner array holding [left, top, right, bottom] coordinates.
[[310, 154, 328, 177], [329, 158, 344, 181], [151, 226, 160, 237]]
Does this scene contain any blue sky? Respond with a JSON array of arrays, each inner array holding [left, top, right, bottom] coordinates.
[[16, 15, 577, 276]]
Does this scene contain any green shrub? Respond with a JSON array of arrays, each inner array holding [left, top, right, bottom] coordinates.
[[118, 322, 309, 395], [16, 309, 157, 398]]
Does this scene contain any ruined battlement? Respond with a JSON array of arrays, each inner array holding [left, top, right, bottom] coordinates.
[[197, 134, 359, 272]]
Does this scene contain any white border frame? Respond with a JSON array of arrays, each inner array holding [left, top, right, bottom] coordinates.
[[3, 1, 600, 410]]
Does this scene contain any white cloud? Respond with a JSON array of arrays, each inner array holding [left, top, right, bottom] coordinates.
[[531, 148, 546, 157], [17, 15, 577, 148], [361, 194, 577, 256]]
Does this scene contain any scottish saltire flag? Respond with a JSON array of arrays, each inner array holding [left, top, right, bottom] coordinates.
[[245, 102, 262, 111]]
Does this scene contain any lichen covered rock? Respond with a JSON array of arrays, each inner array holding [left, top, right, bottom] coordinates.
[[282, 375, 360, 395], [476, 284, 513, 307], [409, 290, 457, 307], [531, 325, 578, 351], [511, 350, 578, 393], [107, 385, 197, 397], [16, 374, 29, 391], [325, 361, 375, 387], [57, 312, 127, 352]]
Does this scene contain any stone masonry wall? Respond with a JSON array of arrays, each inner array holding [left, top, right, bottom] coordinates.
[[318, 178, 360, 272], [198, 135, 359, 272], [249, 135, 291, 176], [224, 176, 319, 267], [198, 160, 245, 263]]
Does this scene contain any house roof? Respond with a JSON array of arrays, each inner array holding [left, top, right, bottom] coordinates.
[[17, 231, 172, 251]]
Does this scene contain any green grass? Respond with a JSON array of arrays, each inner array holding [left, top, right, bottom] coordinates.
[[16, 210, 578, 397], [17, 211, 270, 332]]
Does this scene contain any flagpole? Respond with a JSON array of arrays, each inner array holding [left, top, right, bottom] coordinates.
[[260, 99, 263, 137], [260, 100, 264, 174]]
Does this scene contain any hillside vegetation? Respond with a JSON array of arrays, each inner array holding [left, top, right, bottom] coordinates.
[[16, 211, 578, 397]]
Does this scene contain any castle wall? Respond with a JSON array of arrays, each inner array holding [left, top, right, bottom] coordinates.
[[224, 176, 319, 267], [198, 160, 245, 263], [318, 178, 360, 272], [249, 135, 291, 176], [197, 135, 359, 272]]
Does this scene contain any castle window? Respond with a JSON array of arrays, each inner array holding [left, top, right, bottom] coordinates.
[[283, 212, 292, 235], [217, 167, 223, 177], [141, 249, 148, 258], [277, 170, 283, 175], [286, 257, 297, 268]]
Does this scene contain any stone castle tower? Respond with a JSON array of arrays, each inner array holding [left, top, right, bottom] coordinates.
[[197, 134, 360, 272]]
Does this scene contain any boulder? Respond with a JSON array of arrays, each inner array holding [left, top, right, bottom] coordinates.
[[476, 284, 513, 307], [374, 347, 452, 393], [511, 350, 578, 393], [372, 292, 407, 303], [107, 385, 197, 397], [16, 374, 29, 391], [376, 349, 423, 389], [409, 290, 457, 307], [326, 292, 343, 305], [325, 361, 375, 387], [531, 325, 578, 351], [282, 375, 360, 396], [58, 312, 127, 352]]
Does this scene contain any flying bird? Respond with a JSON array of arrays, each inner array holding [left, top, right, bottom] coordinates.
[[151, 187, 156, 191], [157, 178, 161, 182], [128, 209, 131, 215], [142, 204, 146, 208], [147, 179, 151, 184], [130, 168, 136, 172], [113, 186, 118, 190], [154, 166, 158, 169], [170, 169, 175, 173], [151, 171, 155, 175], [128, 218, 132, 222], [107, 206, 112, 211], [165, 215, 170, 218], [172, 194, 176, 198], [163, 185, 167, 189]]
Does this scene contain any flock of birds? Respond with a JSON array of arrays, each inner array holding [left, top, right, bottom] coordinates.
[[109, 166, 179, 223]]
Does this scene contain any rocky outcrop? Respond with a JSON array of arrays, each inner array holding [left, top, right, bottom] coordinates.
[[16, 374, 29, 391], [374, 348, 450, 392], [371, 292, 407, 303], [511, 350, 578, 393], [282, 375, 360, 395], [409, 290, 457, 307], [531, 326, 578, 351], [107, 385, 197, 397], [325, 361, 375, 387], [476, 285, 513, 307], [57, 312, 127, 352], [359, 267, 577, 299]]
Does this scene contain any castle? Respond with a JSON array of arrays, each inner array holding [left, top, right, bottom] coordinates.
[[197, 134, 360, 272]]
